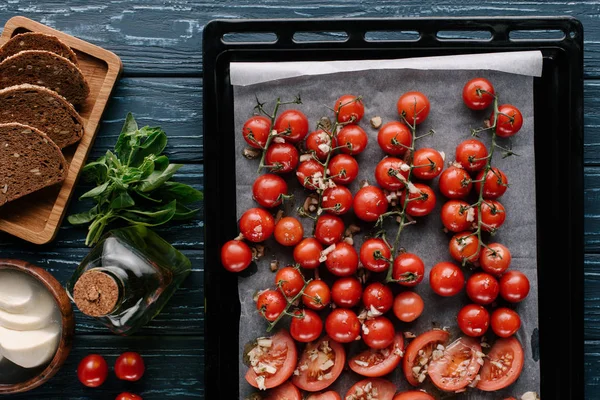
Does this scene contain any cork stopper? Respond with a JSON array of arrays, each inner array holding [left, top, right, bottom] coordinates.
[[72, 270, 120, 317]]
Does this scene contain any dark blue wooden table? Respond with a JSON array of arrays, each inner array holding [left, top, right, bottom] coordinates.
[[0, 1, 597, 399]]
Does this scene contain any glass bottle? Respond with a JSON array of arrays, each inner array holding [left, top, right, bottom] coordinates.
[[66, 226, 191, 335]]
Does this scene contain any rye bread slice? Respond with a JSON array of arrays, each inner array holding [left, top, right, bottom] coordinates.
[[0, 84, 84, 148], [0, 32, 78, 65], [0, 123, 67, 206], [0, 50, 89, 106]]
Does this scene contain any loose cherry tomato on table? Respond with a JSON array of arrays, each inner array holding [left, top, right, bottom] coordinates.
[[480, 243, 512, 276], [463, 77, 495, 110], [239, 208, 275, 243], [115, 352, 145, 382], [400, 183, 436, 217], [265, 142, 299, 174], [393, 392, 435, 400], [345, 378, 396, 400], [353, 185, 389, 222], [337, 124, 369, 155], [475, 167, 508, 199], [466, 272, 499, 305], [429, 262, 465, 297], [449, 231, 480, 264], [77, 354, 108, 388], [491, 307, 522, 338], [493, 104, 523, 138], [274, 216, 304, 246], [500, 271, 530, 303], [296, 159, 325, 190], [303, 280, 331, 310], [242, 115, 271, 149], [375, 157, 409, 191], [252, 174, 288, 208], [411, 148, 444, 180], [362, 316, 395, 349], [322, 185, 353, 215], [325, 308, 361, 343], [264, 381, 302, 400], [293, 337, 345, 392], [441, 200, 475, 233], [290, 309, 323, 343], [377, 121, 412, 156], [481, 199, 506, 232], [257, 289, 287, 321], [457, 304, 490, 337], [335, 94, 365, 123], [331, 276, 363, 307], [274, 109, 309, 143], [477, 337, 524, 391], [221, 240, 252, 273], [328, 154, 359, 185], [325, 242, 359, 277], [294, 238, 323, 269], [360, 238, 391, 273], [456, 139, 488, 172], [439, 166, 472, 199], [116, 393, 143, 400], [349, 333, 404, 378], [306, 129, 336, 160], [428, 336, 483, 391], [245, 330, 297, 390], [392, 252, 425, 287], [403, 329, 450, 386], [275, 266, 304, 297], [393, 291, 424, 322], [362, 282, 394, 314], [307, 392, 342, 400], [397, 91, 430, 125]]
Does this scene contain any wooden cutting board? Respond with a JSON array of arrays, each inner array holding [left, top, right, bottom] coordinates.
[[0, 16, 122, 245]]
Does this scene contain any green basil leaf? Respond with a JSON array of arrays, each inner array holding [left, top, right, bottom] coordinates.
[[130, 127, 168, 166], [154, 155, 169, 170], [116, 200, 176, 226], [110, 191, 135, 209], [172, 203, 200, 221], [80, 181, 110, 200], [115, 113, 139, 164], [158, 182, 203, 204], [138, 155, 156, 179], [68, 206, 99, 225], [133, 189, 163, 203], [137, 164, 183, 193], [82, 158, 108, 183]]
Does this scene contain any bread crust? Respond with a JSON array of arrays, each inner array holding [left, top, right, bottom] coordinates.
[[0, 32, 78, 65]]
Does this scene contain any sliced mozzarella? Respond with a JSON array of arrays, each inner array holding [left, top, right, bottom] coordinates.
[[0, 324, 60, 368], [0, 270, 36, 313], [0, 287, 55, 331]]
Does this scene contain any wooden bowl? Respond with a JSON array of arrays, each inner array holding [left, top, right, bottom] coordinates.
[[0, 259, 75, 394]]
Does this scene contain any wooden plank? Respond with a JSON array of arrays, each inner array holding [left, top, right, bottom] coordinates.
[[586, 255, 600, 339], [585, 341, 600, 397], [4, 335, 204, 399], [585, 81, 600, 165], [585, 167, 600, 253]]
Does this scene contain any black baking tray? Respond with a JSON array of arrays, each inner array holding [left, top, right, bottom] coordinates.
[[203, 17, 583, 399]]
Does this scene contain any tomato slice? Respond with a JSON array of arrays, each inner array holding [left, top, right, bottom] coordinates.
[[345, 378, 396, 400], [349, 333, 404, 377], [292, 336, 345, 392], [393, 391, 435, 400], [306, 391, 342, 400], [428, 336, 482, 391], [264, 381, 302, 400], [245, 330, 298, 390], [402, 329, 450, 387], [477, 337, 524, 391]]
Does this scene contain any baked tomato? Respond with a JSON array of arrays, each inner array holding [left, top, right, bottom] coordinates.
[[397, 91, 430, 125], [463, 77, 495, 110], [438, 166, 472, 199], [306, 392, 342, 400], [349, 333, 404, 377], [360, 238, 391, 273], [275, 109, 309, 143], [377, 121, 412, 156], [428, 336, 482, 391], [477, 337, 524, 391], [403, 329, 450, 387], [335, 94, 365, 123], [292, 337, 345, 392], [245, 330, 297, 390], [393, 391, 435, 400], [353, 185, 388, 222], [345, 378, 396, 400], [263, 381, 302, 400]]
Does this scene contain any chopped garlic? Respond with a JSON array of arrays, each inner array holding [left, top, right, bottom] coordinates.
[[257, 338, 272, 348], [320, 359, 334, 370], [354, 360, 369, 367], [466, 206, 476, 222], [256, 375, 266, 390], [521, 392, 540, 400]]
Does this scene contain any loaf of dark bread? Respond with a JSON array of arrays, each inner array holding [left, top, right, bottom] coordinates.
[[0, 32, 78, 65], [0, 50, 89, 105], [0, 84, 84, 148], [0, 123, 67, 206]]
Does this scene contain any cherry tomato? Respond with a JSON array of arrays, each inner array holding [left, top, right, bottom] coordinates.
[[412, 148, 444, 180], [353, 185, 388, 222], [293, 337, 345, 392], [439, 166, 472, 199], [477, 337, 524, 391], [360, 238, 391, 273], [481, 199, 506, 232], [457, 304, 490, 337], [239, 208, 275, 242], [463, 77, 495, 110], [328, 154, 359, 185], [337, 124, 368, 155], [331, 276, 363, 307], [274, 216, 304, 246], [322, 185, 353, 215], [441, 200, 475, 233], [362, 282, 393, 314], [499, 271, 530, 303], [377, 121, 412, 156], [345, 378, 396, 400], [325, 308, 361, 343], [429, 262, 465, 297], [242, 115, 271, 149], [115, 393, 143, 400], [115, 352, 145, 382], [397, 91, 430, 125], [294, 238, 323, 269], [335, 94, 365, 123], [403, 329, 450, 386], [480, 243, 512, 276], [297, 159, 325, 190], [275, 109, 309, 143], [265, 142, 299, 174], [449, 231, 480, 264], [252, 174, 288, 208], [475, 167, 508, 199], [491, 307, 521, 338], [264, 381, 302, 400], [400, 183, 436, 217], [494, 104, 523, 138], [77, 354, 108, 388], [350, 333, 404, 378], [362, 316, 395, 350], [275, 266, 304, 297], [290, 309, 323, 342], [306, 129, 336, 160], [326, 242, 359, 277], [428, 336, 483, 391], [466, 272, 499, 305], [375, 157, 409, 191], [245, 330, 297, 390], [303, 280, 331, 311], [257, 289, 287, 321], [392, 252, 425, 287], [221, 240, 252, 273], [393, 291, 424, 322], [306, 392, 342, 400], [393, 391, 435, 400], [456, 139, 488, 172]]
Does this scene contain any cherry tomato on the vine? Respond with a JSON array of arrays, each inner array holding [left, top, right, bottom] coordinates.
[[466, 272, 499, 305], [274, 216, 304, 247], [275, 266, 304, 297], [274, 109, 309, 143], [449, 231, 480, 264], [429, 261, 465, 297], [115, 352, 145, 382], [463, 77, 495, 110], [439, 166, 473, 199], [362, 316, 395, 349], [252, 174, 288, 208], [335, 94, 365, 123], [456, 139, 488, 172], [303, 280, 331, 311], [362, 282, 393, 314], [325, 308, 361, 343], [499, 271, 530, 303], [294, 238, 323, 269], [400, 183, 436, 217], [290, 309, 323, 342], [326, 242, 359, 277], [315, 214, 345, 245], [337, 125, 368, 155], [475, 167, 508, 199], [306, 129, 336, 160], [116, 393, 143, 400], [491, 307, 521, 338], [353, 185, 389, 222], [242, 115, 271, 149], [481, 199, 506, 232], [239, 208, 275, 243], [375, 157, 409, 191], [412, 148, 444, 180], [257, 289, 287, 321], [296, 159, 325, 190], [457, 304, 490, 337], [360, 238, 391, 273], [393, 291, 424, 322], [328, 154, 359, 185], [397, 91, 430, 125], [77, 354, 108, 388], [392, 252, 425, 287], [494, 104, 523, 138], [480, 243, 512, 276], [331, 276, 363, 307], [265, 142, 299, 174], [322, 186, 353, 215], [377, 121, 412, 156], [221, 240, 252, 273], [441, 200, 475, 232]]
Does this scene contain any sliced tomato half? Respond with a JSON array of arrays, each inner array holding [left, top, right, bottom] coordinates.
[[349, 333, 404, 377], [245, 330, 298, 390], [292, 336, 345, 392], [477, 337, 524, 391], [402, 329, 450, 387], [428, 336, 482, 391], [393, 391, 435, 400], [264, 381, 302, 400], [345, 378, 396, 400], [306, 391, 342, 400]]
